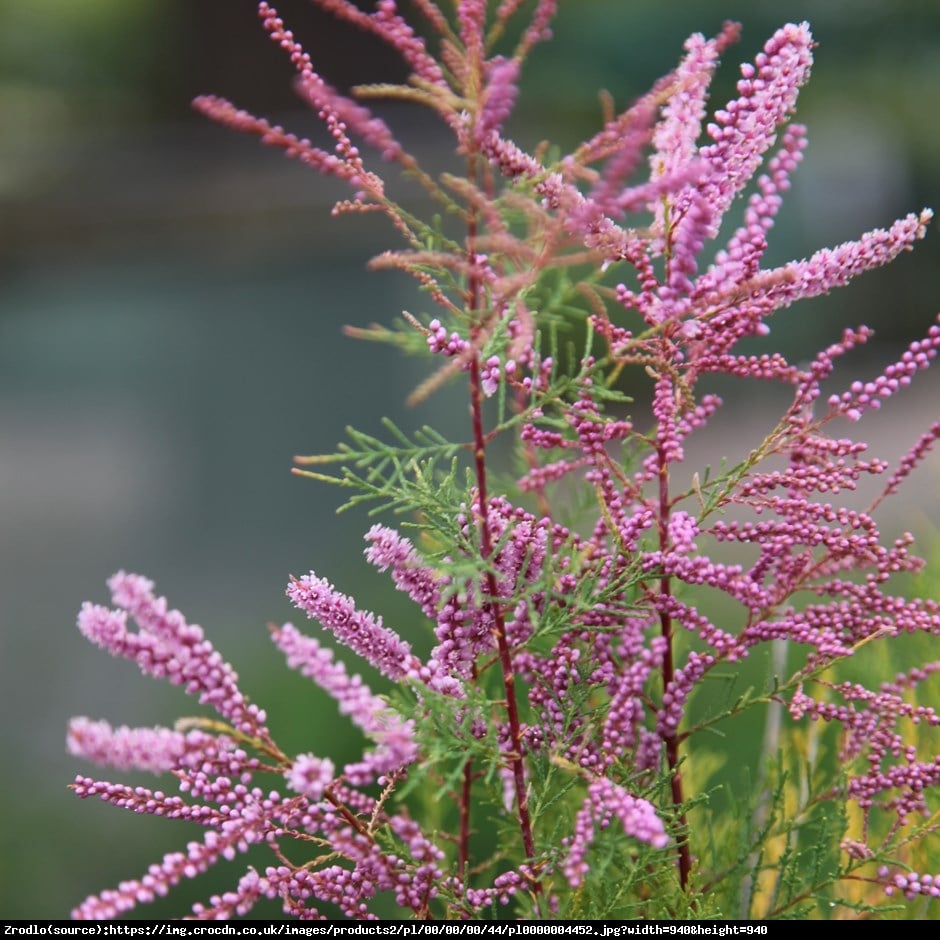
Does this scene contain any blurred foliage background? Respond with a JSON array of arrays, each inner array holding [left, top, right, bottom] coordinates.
[[1, 0, 939, 919]]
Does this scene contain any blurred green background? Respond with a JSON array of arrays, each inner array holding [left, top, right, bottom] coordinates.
[[1, 0, 939, 919]]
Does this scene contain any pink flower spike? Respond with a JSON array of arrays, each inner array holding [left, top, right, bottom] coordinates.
[[698, 21, 814, 237], [514, 0, 557, 59], [696, 122, 808, 301], [271, 623, 417, 781], [457, 0, 486, 63], [294, 75, 403, 163], [192, 94, 379, 192], [563, 777, 668, 887], [364, 524, 442, 619], [314, 0, 445, 88], [71, 816, 267, 920], [765, 209, 933, 314], [78, 573, 269, 739], [652, 22, 740, 188], [67, 718, 217, 775], [828, 312, 940, 420], [476, 56, 520, 143], [877, 419, 940, 504], [286, 573, 420, 682]]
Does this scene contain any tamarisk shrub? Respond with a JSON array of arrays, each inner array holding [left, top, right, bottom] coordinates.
[[67, 1, 940, 920]]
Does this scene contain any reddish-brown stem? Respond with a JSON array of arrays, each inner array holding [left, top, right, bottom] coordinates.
[[324, 787, 371, 839], [469, 355, 539, 855], [464, 151, 542, 913], [656, 441, 692, 891]]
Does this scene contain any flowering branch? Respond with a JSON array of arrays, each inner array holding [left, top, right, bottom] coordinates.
[[67, 1, 940, 921]]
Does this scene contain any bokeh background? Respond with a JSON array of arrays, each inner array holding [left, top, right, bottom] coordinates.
[[2, 0, 939, 919]]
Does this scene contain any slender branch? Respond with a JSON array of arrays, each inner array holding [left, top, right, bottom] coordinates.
[[464, 147, 542, 912], [656, 436, 692, 891]]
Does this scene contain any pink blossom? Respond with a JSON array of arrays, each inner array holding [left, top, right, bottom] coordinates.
[[563, 778, 669, 888], [286, 754, 335, 801], [67, 718, 226, 776], [270, 623, 417, 782], [286, 572, 420, 682], [78, 572, 269, 739], [363, 524, 442, 619]]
